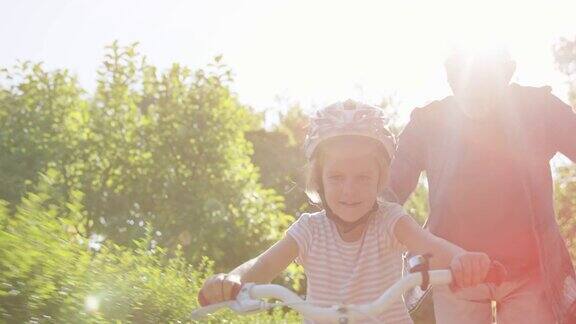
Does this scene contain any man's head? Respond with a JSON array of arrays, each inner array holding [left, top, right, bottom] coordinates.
[[445, 46, 516, 118]]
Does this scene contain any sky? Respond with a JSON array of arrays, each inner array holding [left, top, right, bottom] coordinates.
[[1, 0, 575, 123]]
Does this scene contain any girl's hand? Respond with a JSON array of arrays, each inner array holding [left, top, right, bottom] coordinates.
[[450, 252, 491, 289], [197, 273, 242, 306]]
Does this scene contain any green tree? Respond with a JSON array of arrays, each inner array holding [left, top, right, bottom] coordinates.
[[0, 42, 293, 272], [246, 105, 310, 218], [0, 62, 87, 206], [554, 36, 576, 106], [553, 36, 576, 260]]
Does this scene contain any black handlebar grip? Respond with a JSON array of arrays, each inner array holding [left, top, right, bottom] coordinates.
[[484, 261, 507, 286]]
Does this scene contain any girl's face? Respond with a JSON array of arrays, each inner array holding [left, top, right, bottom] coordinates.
[[320, 138, 383, 222]]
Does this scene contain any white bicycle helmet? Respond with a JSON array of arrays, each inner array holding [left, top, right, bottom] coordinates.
[[304, 99, 396, 161]]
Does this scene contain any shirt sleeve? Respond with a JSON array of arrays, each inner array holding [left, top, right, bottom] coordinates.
[[285, 213, 314, 264], [545, 91, 576, 162], [386, 108, 427, 205], [379, 203, 408, 253]]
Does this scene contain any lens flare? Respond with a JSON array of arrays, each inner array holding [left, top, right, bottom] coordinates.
[[85, 295, 100, 313]]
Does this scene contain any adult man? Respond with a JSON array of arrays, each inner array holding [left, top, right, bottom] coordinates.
[[388, 47, 576, 323]]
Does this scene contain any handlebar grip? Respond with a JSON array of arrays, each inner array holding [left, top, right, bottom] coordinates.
[[484, 261, 507, 286]]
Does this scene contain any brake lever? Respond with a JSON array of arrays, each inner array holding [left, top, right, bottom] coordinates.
[[407, 253, 433, 290]]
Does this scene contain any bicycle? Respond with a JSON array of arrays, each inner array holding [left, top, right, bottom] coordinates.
[[191, 255, 506, 323]]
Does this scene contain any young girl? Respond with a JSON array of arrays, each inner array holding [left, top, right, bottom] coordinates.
[[198, 99, 491, 323]]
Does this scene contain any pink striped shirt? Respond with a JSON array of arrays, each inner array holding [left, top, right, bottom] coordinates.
[[286, 202, 413, 323]]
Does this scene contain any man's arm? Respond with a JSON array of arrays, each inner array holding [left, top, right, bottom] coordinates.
[[547, 92, 576, 162], [386, 109, 426, 204]]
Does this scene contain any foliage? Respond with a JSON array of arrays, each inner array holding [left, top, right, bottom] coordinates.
[[0, 42, 292, 272], [246, 105, 310, 218], [554, 36, 576, 260], [554, 36, 576, 106], [0, 170, 299, 323]]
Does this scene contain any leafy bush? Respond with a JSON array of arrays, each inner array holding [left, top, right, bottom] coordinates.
[[0, 170, 299, 323]]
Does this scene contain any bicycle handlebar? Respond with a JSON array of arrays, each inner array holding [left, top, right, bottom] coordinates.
[[191, 262, 506, 322]]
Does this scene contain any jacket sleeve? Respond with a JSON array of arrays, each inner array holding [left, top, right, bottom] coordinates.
[[545, 91, 576, 162], [386, 108, 427, 205]]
